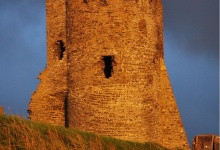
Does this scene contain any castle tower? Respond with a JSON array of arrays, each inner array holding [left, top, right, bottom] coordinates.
[[28, 0, 190, 149]]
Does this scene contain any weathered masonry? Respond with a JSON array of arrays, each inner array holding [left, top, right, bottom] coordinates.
[[28, 0, 190, 149]]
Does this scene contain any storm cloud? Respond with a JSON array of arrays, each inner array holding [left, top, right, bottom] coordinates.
[[0, 0, 46, 115], [163, 0, 219, 144]]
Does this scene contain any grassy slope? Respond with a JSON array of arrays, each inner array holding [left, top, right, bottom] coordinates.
[[0, 115, 169, 150]]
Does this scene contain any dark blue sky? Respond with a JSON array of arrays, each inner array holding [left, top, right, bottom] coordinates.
[[0, 0, 219, 146]]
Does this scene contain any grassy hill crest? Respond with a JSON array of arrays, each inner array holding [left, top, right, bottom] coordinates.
[[0, 114, 171, 150]]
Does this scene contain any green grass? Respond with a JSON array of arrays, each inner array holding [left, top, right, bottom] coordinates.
[[0, 114, 170, 150]]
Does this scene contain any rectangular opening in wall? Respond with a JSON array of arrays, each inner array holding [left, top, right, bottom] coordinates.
[[102, 56, 114, 78]]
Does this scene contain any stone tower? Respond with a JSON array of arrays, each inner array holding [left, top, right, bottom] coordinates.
[[28, 0, 189, 149]]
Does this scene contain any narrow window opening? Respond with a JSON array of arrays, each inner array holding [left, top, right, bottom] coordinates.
[[57, 40, 65, 60], [83, 0, 88, 4], [27, 109, 31, 119], [64, 94, 69, 128], [103, 56, 114, 78]]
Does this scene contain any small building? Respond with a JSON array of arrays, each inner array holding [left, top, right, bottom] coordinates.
[[192, 134, 219, 150]]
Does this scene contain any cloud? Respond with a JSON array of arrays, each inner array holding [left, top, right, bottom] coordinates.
[[0, 0, 46, 115], [163, 0, 219, 58], [163, 0, 219, 143]]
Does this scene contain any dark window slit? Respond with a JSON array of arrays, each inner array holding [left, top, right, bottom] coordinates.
[[103, 56, 114, 78], [57, 40, 65, 60]]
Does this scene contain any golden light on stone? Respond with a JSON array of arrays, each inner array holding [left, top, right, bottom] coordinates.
[[28, 0, 190, 149]]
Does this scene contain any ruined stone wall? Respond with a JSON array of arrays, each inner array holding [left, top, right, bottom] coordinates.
[[158, 62, 189, 149], [29, 0, 190, 149], [0, 106, 4, 115], [28, 0, 67, 126]]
